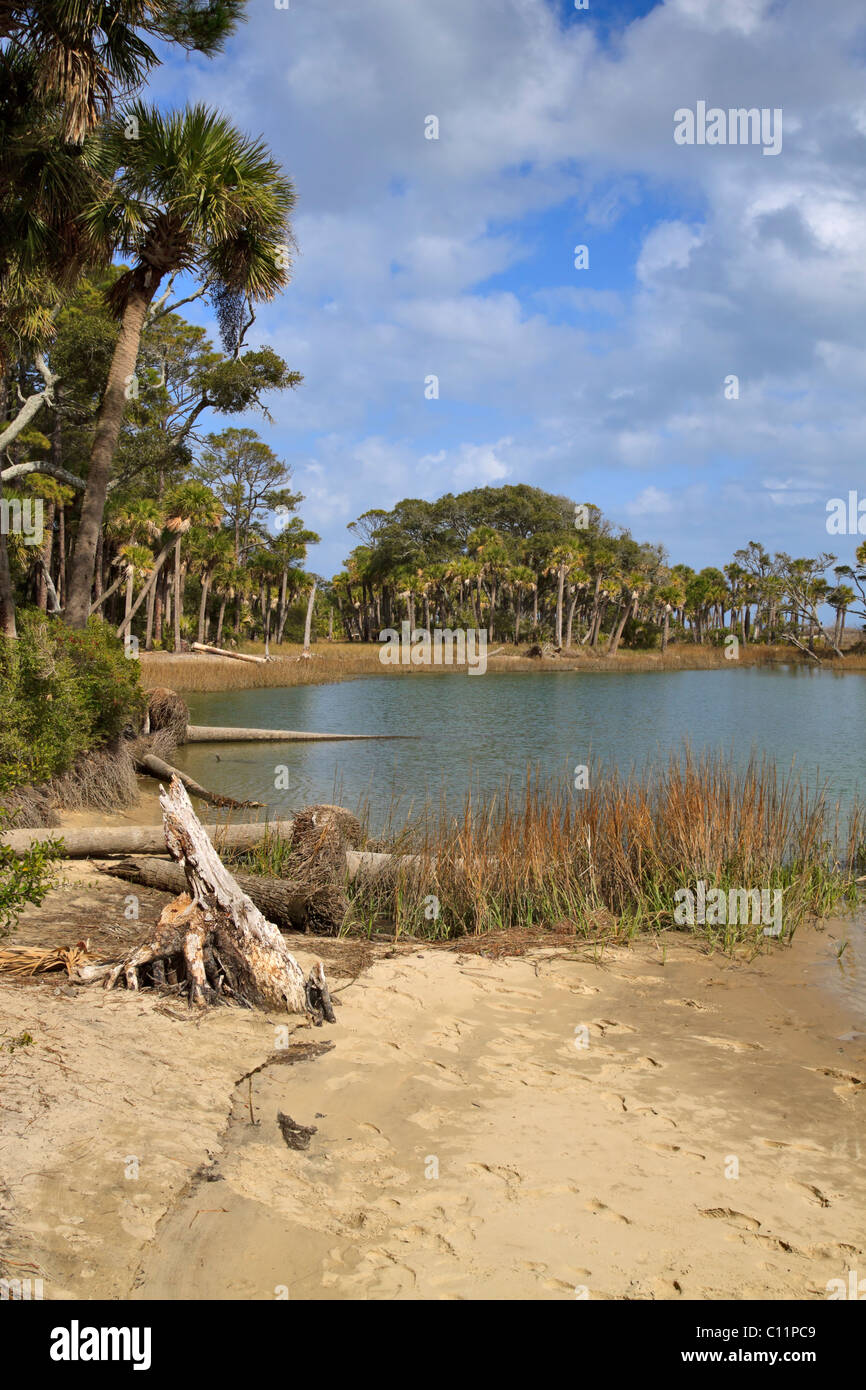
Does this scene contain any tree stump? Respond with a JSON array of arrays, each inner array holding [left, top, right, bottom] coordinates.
[[103, 777, 335, 1017], [289, 805, 363, 932]]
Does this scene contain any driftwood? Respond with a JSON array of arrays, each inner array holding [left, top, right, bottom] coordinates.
[[191, 642, 266, 664], [135, 752, 263, 810], [185, 724, 410, 743], [98, 856, 311, 931], [99, 804, 368, 933], [0, 819, 295, 858], [101, 777, 335, 1014]]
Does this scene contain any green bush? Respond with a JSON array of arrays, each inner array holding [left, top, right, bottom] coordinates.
[[0, 612, 145, 793], [0, 818, 61, 936]]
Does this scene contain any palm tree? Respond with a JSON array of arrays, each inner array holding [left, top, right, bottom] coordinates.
[[114, 542, 153, 635], [161, 481, 221, 652], [0, 1, 244, 143], [656, 578, 685, 654], [64, 103, 295, 627], [828, 583, 855, 653], [190, 526, 233, 646]]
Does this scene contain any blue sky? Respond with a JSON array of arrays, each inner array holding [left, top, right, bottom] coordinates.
[[147, 0, 866, 580]]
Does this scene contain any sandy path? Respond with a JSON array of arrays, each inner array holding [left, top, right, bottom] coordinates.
[[127, 926, 865, 1301]]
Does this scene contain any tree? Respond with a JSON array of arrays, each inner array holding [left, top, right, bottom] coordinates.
[[198, 426, 300, 563], [64, 103, 295, 627], [162, 481, 222, 651]]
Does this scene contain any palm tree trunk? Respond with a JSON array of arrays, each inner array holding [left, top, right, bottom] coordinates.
[[276, 567, 288, 643], [215, 594, 227, 646], [555, 564, 566, 646], [197, 571, 212, 645], [173, 535, 182, 652], [154, 572, 164, 645], [145, 577, 157, 650], [607, 595, 635, 658], [662, 606, 670, 654], [565, 588, 578, 649], [124, 565, 134, 629], [118, 538, 174, 639], [66, 285, 157, 627], [302, 579, 317, 657]]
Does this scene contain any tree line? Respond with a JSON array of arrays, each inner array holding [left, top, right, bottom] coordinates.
[[328, 487, 866, 658], [1, 5, 863, 659]]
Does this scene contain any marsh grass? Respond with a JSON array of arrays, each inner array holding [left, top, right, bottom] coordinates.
[[140, 641, 866, 693], [230, 750, 864, 949]]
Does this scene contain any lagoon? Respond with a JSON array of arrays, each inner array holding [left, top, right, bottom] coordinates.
[[176, 665, 866, 829]]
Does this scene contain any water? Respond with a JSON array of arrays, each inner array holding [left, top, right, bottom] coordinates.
[[175, 665, 866, 830]]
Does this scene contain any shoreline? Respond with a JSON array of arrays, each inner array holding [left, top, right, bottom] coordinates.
[[137, 642, 866, 694], [2, 866, 863, 1300]]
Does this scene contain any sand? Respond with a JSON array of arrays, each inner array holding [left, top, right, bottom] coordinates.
[[1, 865, 864, 1301]]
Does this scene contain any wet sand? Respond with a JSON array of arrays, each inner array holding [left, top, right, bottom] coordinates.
[[1, 863, 863, 1301]]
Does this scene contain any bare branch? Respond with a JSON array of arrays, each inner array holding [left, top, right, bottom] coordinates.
[[0, 460, 84, 491], [0, 355, 59, 453]]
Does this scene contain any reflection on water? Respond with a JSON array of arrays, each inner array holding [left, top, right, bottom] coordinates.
[[175, 666, 866, 830], [826, 917, 866, 1036]]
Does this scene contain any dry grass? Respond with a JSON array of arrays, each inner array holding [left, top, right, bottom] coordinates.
[[146, 688, 190, 744], [139, 640, 866, 691], [234, 750, 865, 948], [47, 741, 139, 814], [0, 942, 95, 978]]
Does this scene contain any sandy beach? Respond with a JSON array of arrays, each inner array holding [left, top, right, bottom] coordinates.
[[1, 861, 863, 1302]]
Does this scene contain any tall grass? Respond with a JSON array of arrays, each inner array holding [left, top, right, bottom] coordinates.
[[141, 640, 866, 692], [343, 753, 863, 947]]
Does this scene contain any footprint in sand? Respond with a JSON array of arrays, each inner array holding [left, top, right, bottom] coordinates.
[[806, 1067, 865, 1099], [648, 1142, 706, 1160], [694, 1035, 765, 1053], [786, 1180, 831, 1208], [586, 1198, 630, 1223], [664, 997, 710, 1012], [759, 1137, 823, 1153], [592, 1018, 637, 1037], [466, 1161, 522, 1186], [700, 1207, 761, 1232]]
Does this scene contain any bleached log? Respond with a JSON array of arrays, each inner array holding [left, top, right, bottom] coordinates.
[[191, 642, 266, 663], [136, 752, 263, 810], [0, 819, 295, 858], [185, 724, 406, 742], [103, 777, 333, 1014], [97, 856, 310, 931]]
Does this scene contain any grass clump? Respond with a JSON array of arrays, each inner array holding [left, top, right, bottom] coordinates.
[[346, 752, 863, 947]]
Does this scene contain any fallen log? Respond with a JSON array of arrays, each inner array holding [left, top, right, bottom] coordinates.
[[185, 725, 412, 743], [191, 642, 266, 664], [100, 776, 334, 1014], [97, 856, 310, 931], [136, 752, 263, 810], [0, 819, 295, 858]]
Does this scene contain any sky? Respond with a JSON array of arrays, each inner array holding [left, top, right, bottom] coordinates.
[[148, 0, 866, 579]]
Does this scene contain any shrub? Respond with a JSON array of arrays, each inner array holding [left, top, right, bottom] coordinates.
[[0, 612, 145, 793], [0, 814, 61, 936]]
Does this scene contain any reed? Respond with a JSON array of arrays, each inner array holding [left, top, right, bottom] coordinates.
[[344, 752, 863, 946], [140, 641, 866, 693]]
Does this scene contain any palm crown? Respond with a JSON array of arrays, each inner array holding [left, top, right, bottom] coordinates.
[[90, 103, 295, 322]]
